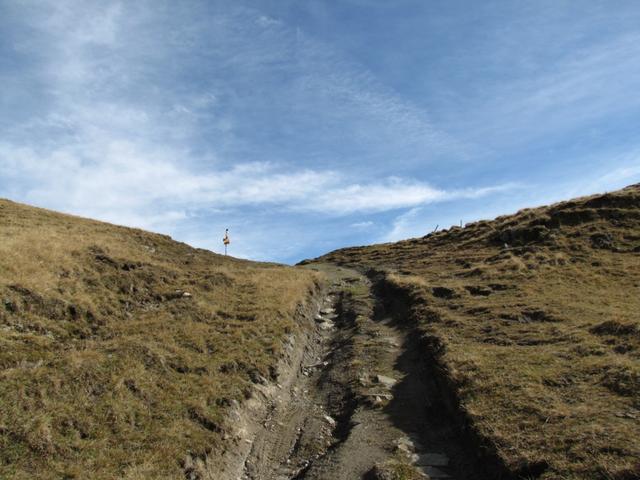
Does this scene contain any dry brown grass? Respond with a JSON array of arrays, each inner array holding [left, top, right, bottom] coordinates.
[[0, 199, 318, 479], [317, 184, 640, 479]]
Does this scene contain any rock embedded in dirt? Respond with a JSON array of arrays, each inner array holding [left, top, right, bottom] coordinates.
[[320, 307, 335, 315], [247, 370, 269, 386], [375, 374, 398, 388], [364, 392, 394, 407], [323, 414, 337, 428], [394, 437, 416, 455], [396, 444, 412, 456], [373, 395, 391, 406]]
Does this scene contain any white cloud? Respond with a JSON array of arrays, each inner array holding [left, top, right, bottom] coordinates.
[[9, 0, 632, 264], [351, 221, 374, 229], [310, 178, 445, 214], [555, 149, 640, 200], [383, 207, 424, 242], [290, 31, 466, 163], [590, 162, 640, 191], [256, 15, 282, 28], [0, 137, 509, 227], [455, 31, 640, 151], [380, 182, 521, 242], [0, 0, 469, 232]]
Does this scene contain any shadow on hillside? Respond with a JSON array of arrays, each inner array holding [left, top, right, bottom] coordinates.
[[371, 288, 518, 480]]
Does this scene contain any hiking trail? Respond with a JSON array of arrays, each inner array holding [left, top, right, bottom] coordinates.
[[239, 265, 480, 480]]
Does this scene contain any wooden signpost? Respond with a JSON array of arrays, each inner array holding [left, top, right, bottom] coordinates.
[[223, 229, 230, 256]]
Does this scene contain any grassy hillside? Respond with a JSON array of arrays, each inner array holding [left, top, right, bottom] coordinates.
[[315, 184, 640, 479], [0, 199, 318, 479]]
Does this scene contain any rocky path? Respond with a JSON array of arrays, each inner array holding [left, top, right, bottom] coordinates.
[[241, 265, 474, 480], [241, 289, 346, 480]]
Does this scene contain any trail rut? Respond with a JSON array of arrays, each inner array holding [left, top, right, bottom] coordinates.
[[240, 265, 481, 480]]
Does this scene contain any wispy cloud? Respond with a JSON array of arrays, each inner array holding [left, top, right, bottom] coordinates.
[[2, 1, 639, 263], [0, 138, 510, 227], [383, 207, 424, 242], [0, 0, 494, 238], [288, 31, 467, 168], [448, 25, 640, 152], [350, 221, 374, 229]]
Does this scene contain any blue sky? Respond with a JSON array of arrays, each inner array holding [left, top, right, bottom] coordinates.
[[1, 1, 640, 263]]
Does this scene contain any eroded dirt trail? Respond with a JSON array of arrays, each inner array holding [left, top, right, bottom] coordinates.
[[241, 286, 350, 480], [242, 265, 475, 480]]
